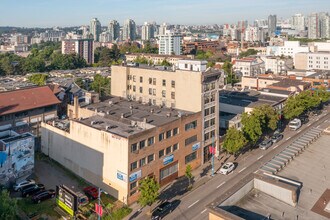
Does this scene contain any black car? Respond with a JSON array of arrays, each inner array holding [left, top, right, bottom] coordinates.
[[299, 115, 309, 124], [311, 109, 322, 116], [152, 200, 180, 220], [271, 133, 284, 143], [21, 184, 45, 197], [32, 189, 55, 203]]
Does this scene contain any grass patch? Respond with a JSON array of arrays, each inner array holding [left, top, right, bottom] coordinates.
[[17, 197, 60, 218], [103, 207, 132, 220]]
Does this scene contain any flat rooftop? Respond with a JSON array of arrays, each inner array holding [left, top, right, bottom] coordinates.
[[219, 90, 286, 108], [230, 134, 330, 220], [76, 96, 194, 138]]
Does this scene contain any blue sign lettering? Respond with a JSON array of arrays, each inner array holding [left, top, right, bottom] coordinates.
[[163, 154, 174, 165]]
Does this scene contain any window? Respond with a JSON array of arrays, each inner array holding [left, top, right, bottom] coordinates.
[[130, 181, 137, 190], [171, 92, 175, 99], [130, 190, 137, 196], [162, 79, 166, 86], [133, 86, 136, 92], [149, 88, 152, 95], [185, 121, 197, 131], [153, 78, 156, 85], [160, 163, 178, 180], [139, 158, 146, 167], [210, 130, 215, 138], [185, 64, 188, 68], [148, 137, 154, 146], [166, 130, 172, 139], [210, 118, 215, 126], [153, 89, 156, 95], [210, 106, 215, 114], [173, 127, 178, 136], [149, 78, 152, 84], [185, 135, 197, 146], [131, 143, 138, 152], [140, 76, 143, 83], [162, 90, 166, 98], [127, 85, 130, 90], [204, 132, 210, 141], [204, 120, 210, 129], [166, 146, 172, 155], [147, 154, 154, 163], [204, 108, 210, 116], [159, 132, 165, 141], [159, 149, 165, 158], [173, 143, 178, 151], [185, 152, 197, 164], [133, 76, 136, 82], [171, 80, 175, 88], [139, 140, 146, 149], [130, 161, 138, 171]]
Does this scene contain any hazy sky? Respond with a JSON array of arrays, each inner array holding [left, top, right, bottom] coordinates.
[[1, 0, 329, 27]]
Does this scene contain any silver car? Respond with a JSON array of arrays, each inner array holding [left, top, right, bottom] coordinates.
[[13, 179, 35, 191], [259, 139, 273, 150]]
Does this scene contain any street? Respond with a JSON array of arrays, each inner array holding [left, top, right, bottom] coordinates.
[[129, 107, 330, 220]]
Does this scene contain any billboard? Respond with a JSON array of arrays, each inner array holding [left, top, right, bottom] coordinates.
[[56, 185, 78, 216]]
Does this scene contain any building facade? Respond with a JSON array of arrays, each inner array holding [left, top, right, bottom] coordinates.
[[42, 97, 202, 204], [141, 22, 155, 41], [308, 13, 320, 39], [108, 20, 120, 42], [291, 14, 305, 31], [61, 39, 94, 64], [295, 52, 330, 70], [90, 18, 101, 42], [233, 58, 265, 77], [268, 15, 277, 36], [123, 19, 136, 41], [159, 33, 182, 55], [125, 53, 192, 66]]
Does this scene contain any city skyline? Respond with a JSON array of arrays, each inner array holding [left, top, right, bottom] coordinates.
[[1, 0, 330, 27]]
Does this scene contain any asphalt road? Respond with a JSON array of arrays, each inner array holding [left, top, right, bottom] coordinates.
[[165, 108, 330, 220]]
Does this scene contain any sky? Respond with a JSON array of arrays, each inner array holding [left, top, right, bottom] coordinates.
[[1, 0, 329, 27]]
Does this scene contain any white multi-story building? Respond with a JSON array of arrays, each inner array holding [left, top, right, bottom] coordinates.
[[320, 13, 330, 39], [233, 58, 265, 77], [244, 26, 265, 42], [90, 18, 101, 42], [308, 13, 320, 39], [291, 13, 305, 31], [141, 22, 154, 41], [99, 31, 112, 42], [268, 15, 277, 36], [295, 52, 330, 70], [158, 23, 169, 36], [123, 19, 136, 41], [61, 39, 94, 64], [108, 20, 120, 42], [262, 56, 293, 74], [158, 32, 182, 55]]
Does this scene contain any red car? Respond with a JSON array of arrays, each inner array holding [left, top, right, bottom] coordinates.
[[83, 186, 99, 200]]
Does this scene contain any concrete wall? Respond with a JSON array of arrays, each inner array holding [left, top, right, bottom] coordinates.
[[254, 177, 297, 207], [41, 121, 129, 203], [220, 179, 254, 206], [295, 53, 308, 70]]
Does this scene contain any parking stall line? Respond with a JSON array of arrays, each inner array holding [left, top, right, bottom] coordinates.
[[216, 182, 226, 189], [286, 137, 291, 141], [273, 145, 279, 149], [257, 155, 264, 160], [188, 200, 200, 208], [201, 209, 207, 214], [297, 130, 301, 133], [238, 167, 246, 173], [307, 123, 311, 127]]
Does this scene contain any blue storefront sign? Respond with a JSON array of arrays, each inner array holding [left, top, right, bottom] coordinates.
[[192, 142, 201, 151], [117, 171, 127, 182], [129, 170, 142, 182], [163, 154, 174, 165]]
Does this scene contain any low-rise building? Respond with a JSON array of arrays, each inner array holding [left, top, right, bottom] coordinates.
[[233, 58, 265, 77], [125, 53, 192, 66], [41, 96, 202, 204], [295, 52, 330, 71], [262, 56, 293, 74]]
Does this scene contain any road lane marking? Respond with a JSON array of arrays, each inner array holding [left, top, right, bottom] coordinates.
[[307, 123, 311, 127], [286, 137, 291, 141], [273, 145, 279, 149], [257, 155, 264, 160], [188, 200, 200, 208], [238, 167, 246, 173], [216, 182, 226, 189], [325, 120, 329, 123], [201, 209, 207, 214], [297, 130, 301, 133], [317, 125, 321, 128], [254, 170, 258, 174]]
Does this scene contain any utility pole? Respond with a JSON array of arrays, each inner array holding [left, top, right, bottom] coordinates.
[[211, 135, 215, 177], [98, 187, 101, 220]]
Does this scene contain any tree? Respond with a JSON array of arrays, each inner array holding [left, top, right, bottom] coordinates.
[[75, 77, 85, 89], [223, 127, 247, 154], [185, 165, 194, 188], [0, 190, 17, 220], [160, 59, 171, 67], [138, 177, 160, 211], [91, 74, 110, 97], [283, 95, 305, 120], [253, 105, 279, 131], [241, 112, 263, 143], [239, 49, 259, 58], [28, 73, 48, 86]]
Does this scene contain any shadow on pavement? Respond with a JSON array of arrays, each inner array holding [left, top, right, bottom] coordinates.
[[158, 177, 190, 202]]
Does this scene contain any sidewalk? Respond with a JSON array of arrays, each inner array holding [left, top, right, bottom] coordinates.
[[124, 153, 236, 220]]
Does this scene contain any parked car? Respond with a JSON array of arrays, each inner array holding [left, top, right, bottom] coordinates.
[[311, 109, 322, 116], [21, 184, 45, 197], [271, 133, 283, 143], [13, 179, 35, 191], [83, 186, 98, 200], [289, 118, 302, 130], [218, 162, 235, 175], [259, 139, 273, 150], [32, 189, 55, 203], [76, 191, 89, 206], [151, 200, 180, 220]]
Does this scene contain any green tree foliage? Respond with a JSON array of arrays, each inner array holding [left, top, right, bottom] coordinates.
[[222, 61, 239, 85], [0, 53, 24, 75], [138, 177, 160, 208], [50, 53, 86, 70], [283, 89, 328, 119], [238, 49, 259, 58], [30, 41, 61, 51], [91, 74, 110, 96], [223, 127, 247, 154], [241, 112, 263, 143], [28, 73, 48, 86], [253, 105, 279, 131], [143, 41, 158, 54], [185, 165, 194, 187], [195, 50, 213, 60], [160, 59, 171, 67], [133, 56, 150, 64], [94, 45, 121, 67], [75, 77, 85, 89], [0, 190, 17, 220]]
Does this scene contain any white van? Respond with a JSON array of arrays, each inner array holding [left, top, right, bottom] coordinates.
[[289, 118, 302, 131]]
